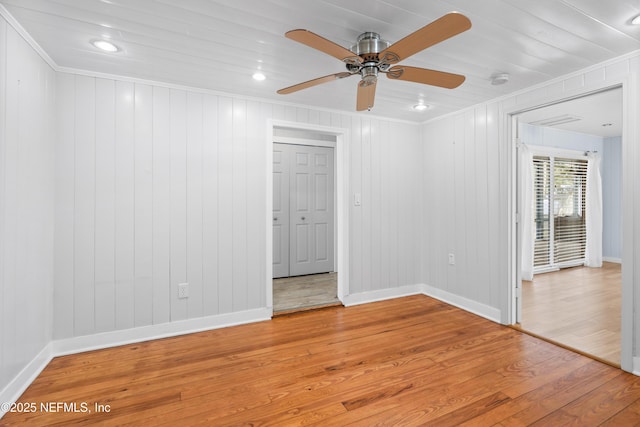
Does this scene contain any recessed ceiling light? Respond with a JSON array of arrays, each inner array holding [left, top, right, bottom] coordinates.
[[91, 39, 119, 52], [252, 72, 266, 81], [632, 14, 640, 25]]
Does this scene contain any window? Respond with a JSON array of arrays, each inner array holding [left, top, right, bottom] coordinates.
[[533, 155, 588, 271]]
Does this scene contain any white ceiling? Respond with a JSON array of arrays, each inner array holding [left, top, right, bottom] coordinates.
[[519, 87, 623, 138], [2, 0, 640, 122]]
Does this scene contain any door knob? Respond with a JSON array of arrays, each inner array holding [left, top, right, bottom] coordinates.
[[301, 216, 306, 221], [273, 217, 278, 221]]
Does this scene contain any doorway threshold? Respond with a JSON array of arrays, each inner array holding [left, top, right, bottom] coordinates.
[[510, 324, 620, 369], [273, 301, 343, 317]]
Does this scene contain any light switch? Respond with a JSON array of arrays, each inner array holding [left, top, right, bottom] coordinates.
[[354, 193, 361, 206]]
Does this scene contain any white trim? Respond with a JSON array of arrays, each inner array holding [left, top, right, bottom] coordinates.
[[525, 144, 590, 161], [603, 257, 622, 264], [0, 343, 54, 419], [422, 284, 503, 324], [342, 284, 502, 324], [342, 285, 424, 307], [267, 120, 350, 307], [272, 136, 336, 148], [634, 357, 640, 376], [0, 5, 56, 70], [52, 308, 271, 357]]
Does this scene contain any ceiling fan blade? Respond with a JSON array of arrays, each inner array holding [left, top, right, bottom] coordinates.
[[277, 72, 354, 94], [356, 80, 377, 111], [387, 66, 465, 88], [378, 12, 471, 64], [285, 29, 362, 64]]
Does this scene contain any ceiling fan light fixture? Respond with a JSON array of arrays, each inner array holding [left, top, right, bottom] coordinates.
[[91, 39, 119, 52], [631, 14, 640, 25], [252, 72, 266, 81]]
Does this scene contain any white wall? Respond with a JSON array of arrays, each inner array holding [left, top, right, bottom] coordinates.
[[53, 72, 423, 340], [0, 17, 55, 399], [421, 53, 640, 372], [603, 136, 622, 261]]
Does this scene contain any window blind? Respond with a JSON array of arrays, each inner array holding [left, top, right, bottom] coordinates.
[[533, 155, 588, 271]]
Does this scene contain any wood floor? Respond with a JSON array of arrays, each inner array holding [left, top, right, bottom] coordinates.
[[273, 272, 340, 314], [3, 295, 640, 426], [519, 262, 621, 366]]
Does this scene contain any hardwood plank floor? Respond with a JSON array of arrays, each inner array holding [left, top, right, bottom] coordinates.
[[273, 272, 340, 314], [519, 262, 621, 366], [3, 295, 639, 426]]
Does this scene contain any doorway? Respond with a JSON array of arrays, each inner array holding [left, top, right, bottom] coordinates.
[[269, 125, 345, 314], [514, 88, 623, 366]]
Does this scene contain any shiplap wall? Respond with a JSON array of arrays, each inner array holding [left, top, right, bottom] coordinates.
[[421, 103, 506, 313], [53, 72, 422, 340], [421, 54, 640, 371], [0, 19, 55, 392]]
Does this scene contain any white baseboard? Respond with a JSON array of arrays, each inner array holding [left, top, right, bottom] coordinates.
[[53, 307, 272, 356], [633, 357, 640, 376], [341, 283, 502, 324], [0, 343, 54, 419], [421, 284, 502, 323], [603, 257, 622, 264], [341, 284, 424, 306]]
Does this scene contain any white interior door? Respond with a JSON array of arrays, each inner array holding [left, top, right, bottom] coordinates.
[[289, 145, 334, 276], [273, 143, 334, 278], [272, 145, 290, 278]]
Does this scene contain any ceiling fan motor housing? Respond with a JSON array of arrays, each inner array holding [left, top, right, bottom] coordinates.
[[351, 32, 390, 62]]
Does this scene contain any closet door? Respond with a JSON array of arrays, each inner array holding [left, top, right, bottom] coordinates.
[[272, 144, 290, 278], [289, 145, 335, 277]]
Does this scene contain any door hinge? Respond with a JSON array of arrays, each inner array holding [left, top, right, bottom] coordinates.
[[515, 287, 522, 299], [515, 213, 520, 224]]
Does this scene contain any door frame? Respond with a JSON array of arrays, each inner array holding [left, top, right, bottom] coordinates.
[[265, 120, 350, 313], [505, 80, 634, 373]]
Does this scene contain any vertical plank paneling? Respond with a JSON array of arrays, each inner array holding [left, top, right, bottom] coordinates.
[[486, 102, 502, 308], [73, 75, 96, 336], [350, 116, 363, 294], [94, 79, 116, 332], [369, 119, 382, 290], [246, 100, 264, 309], [152, 86, 171, 324], [114, 81, 135, 330], [170, 89, 187, 321], [378, 120, 390, 289], [475, 106, 491, 305], [361, 119, 372, 291], [186, 92, 204, 318], [453, 114, 466, 296], [0, 18, 7, 383], [232, 99, 248, 311], [202, 94, 219, 316], [53, 73, 75, 339], [217, 97, 233, 313], [134, 83, 153, 327]]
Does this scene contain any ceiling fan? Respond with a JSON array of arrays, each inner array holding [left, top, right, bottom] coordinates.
[[277, 12, 472, 111]]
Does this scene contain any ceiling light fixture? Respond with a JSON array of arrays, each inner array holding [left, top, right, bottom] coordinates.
[[412, 103, 430, 111], [631, 14, 640, 25], [91, 39, 119, 53], [252, 72, 266, 81], [491, 73, 510, 85]]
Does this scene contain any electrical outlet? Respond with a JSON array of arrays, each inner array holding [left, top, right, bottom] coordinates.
[[178, 283, 189, 299], [448, 253, 455, 265]]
